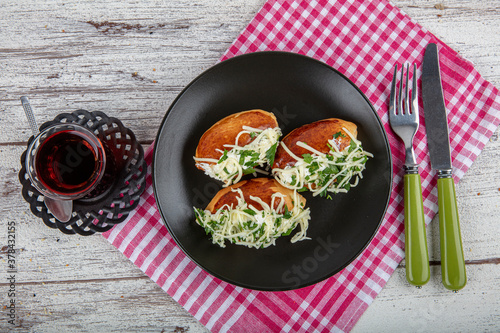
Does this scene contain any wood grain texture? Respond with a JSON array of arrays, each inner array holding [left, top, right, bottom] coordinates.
[[0, 0, 498, 332], [353, 263, 500, 333]]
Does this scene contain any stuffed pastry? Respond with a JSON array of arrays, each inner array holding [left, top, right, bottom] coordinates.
[[194, 110, 282, 186], [194, 178, 310, 248], [272, 118, 372, 199]]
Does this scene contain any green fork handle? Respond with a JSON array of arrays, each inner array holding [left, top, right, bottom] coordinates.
[[437, 177, 467, 291], [404, 173, 430, 286]]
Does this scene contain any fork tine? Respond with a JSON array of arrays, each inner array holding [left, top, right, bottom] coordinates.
[[390, 64, 398, 115], [411, 63, 418, 117], [405, 64, 410, 114], [398, 65, 404, 115]]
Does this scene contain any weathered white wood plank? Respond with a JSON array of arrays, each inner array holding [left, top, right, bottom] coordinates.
[[11, 277, 208, 332], [0, 0, 265, 143], [1, 262, 497, 332], [352, 263, 500, 333], [394, 0, 500, 86]]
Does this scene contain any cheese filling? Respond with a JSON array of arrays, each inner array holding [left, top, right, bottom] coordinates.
[[194, 188, 310, 249], [272, 128, 373, 199], [194, 126, 282, 187]]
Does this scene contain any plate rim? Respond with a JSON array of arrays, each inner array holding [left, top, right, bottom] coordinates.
[[152, 51, 393, 291]]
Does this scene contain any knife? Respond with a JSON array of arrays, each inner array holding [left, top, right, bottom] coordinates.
[[422, 43, 467, 291]]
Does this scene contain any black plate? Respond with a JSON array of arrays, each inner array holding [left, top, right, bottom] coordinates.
[[153, 52, 392, 291]]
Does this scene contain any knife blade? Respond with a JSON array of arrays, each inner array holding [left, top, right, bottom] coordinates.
[[422, 43, 467, 291]]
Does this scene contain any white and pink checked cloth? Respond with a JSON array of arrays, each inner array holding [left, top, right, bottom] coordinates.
[[103, 0, 500, 331]]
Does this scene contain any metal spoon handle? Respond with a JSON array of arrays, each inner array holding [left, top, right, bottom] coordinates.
[[20, 96, 73, 223], [21, 96, 40, 135]]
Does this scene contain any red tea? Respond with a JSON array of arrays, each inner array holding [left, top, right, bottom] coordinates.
[[35, 130, 101, 195]]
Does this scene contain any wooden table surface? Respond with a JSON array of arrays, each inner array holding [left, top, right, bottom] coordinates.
[[1, 0, 499, 332]]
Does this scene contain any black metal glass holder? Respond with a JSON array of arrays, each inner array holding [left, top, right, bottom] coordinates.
[[19, 110, 147, 235]]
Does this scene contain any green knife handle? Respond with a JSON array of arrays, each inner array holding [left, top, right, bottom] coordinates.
[[437, 176, 467, 291], [404, 173, 430, 286]]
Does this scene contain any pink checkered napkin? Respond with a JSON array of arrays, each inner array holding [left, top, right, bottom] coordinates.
[[103, 0, 500, 331]]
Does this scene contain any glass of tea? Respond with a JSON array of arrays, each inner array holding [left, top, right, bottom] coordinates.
[[25, 123, 107, 200]]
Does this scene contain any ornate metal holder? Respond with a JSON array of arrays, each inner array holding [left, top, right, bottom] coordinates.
[[19, 110, 147, 235]]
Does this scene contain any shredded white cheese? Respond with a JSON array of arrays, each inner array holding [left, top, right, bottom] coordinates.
[[194, 188, 310, 248], [272, 128, 373, 198], [194, 126, 282, 186]]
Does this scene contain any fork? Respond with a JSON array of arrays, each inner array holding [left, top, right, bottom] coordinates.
[[389, 64, 430, 287]]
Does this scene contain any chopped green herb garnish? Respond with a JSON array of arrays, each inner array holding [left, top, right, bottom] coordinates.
[[266, 142, 278, 166], [243, 209, 257, 216], [243, 167, 256, 175], [282, 227, 294, 236], [302, 153, 313, 164], [283, 205, 292, 219], [307, 162, 320, 173], [348, 139, 357, 152], [218, 149, 229, 164], [333, 131, 346, 139]]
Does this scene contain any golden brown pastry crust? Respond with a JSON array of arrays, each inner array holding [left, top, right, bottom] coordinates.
[[272, 118, 357, 169], [195, 109, 279, 167], [206, 178, 306, 213]]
